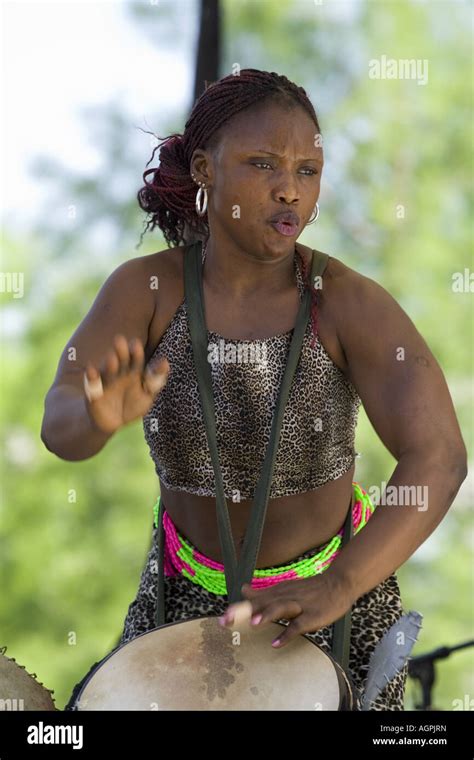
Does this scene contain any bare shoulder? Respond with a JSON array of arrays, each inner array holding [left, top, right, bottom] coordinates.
[[322, 254, 406, 323], [46, 245, 186, 393], [140, 244, 185, 282], [143, 244, 188, 298], [298, 243, 367, 321], [105, 246, 180, 300], [322, 253, 361, 291], [142, 244, 188, 358], [317, 252, 397, 321], [105, 246, 183, 326], [322, 254, 432, 389], [300, 244, 411, 379], [297, 243, 356, 292]]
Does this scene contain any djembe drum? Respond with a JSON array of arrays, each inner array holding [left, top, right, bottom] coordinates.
[[74, 616, 356, 710]]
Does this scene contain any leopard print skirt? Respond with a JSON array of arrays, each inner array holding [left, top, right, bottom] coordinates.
[[64, 519, 408, 711]]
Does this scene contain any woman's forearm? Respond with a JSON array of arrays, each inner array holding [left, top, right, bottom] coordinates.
[[41, 384, 115, 461], [326, 448, 468, 603]]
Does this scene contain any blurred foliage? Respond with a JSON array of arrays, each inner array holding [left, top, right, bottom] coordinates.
[[1, 0, 472, 710]]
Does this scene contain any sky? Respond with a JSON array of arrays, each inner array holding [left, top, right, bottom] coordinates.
[[1, 0, 193, 228]]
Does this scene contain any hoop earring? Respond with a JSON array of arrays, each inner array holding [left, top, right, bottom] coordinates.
[[191, 171, 208, 217], [306, 202, 320, 225]]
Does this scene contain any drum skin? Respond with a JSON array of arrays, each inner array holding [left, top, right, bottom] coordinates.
[[0, 651, 57, 711], [75, 617, 354, 711]]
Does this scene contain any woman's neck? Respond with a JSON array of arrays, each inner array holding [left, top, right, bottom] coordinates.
[[201, 237, 298, 302]]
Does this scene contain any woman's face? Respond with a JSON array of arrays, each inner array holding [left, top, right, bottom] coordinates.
[[191, 99, 324, 258]]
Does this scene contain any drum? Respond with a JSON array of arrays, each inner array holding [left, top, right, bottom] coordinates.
[[74, 616, 356, 710], [0, 648, 57, 711]]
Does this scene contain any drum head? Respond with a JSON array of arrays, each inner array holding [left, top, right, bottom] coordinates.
[[0, 649, 56, 711], [76, 617, 350, 710]]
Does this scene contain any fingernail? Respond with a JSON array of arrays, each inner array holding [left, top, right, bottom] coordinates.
[[272, 638, 281, 647], [251, 614, 262, 625]]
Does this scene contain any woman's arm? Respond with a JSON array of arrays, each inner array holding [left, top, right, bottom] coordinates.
[[42, 383, 116, 461], [325, 265, 468, 601], [41, 255, 158, 461], [218, 260, 467, 645]]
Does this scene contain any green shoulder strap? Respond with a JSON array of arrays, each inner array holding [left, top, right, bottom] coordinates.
[[331, 489, 354, 672]]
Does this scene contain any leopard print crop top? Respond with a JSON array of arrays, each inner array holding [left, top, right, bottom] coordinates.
[[142, 245, 361, 500]]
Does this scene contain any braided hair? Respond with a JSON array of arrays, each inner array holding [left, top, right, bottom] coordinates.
[[137, 68, 323, 345]]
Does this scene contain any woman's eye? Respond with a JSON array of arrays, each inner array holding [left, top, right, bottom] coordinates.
[[252, 162, 317, 176]]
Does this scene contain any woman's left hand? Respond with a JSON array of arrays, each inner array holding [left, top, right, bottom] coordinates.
[[218, 572, 354, 648]]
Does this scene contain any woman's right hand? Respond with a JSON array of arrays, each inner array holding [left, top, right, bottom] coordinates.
[[83, 334, 170, 434]]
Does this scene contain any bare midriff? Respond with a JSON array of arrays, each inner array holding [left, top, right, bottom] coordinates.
[[159, 465, 355, 568]]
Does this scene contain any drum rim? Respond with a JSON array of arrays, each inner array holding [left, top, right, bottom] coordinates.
[[300, 631, 355, 711], [75, 616, 354, 710], [0, 651, 57, 711]]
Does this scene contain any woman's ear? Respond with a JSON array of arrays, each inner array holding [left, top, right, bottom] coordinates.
[[190, 149, 213, 188]]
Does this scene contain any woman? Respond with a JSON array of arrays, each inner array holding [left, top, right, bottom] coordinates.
[[42, 69, 467, 711]]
